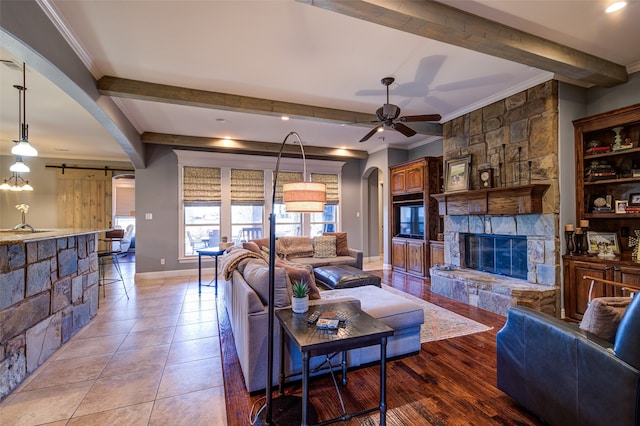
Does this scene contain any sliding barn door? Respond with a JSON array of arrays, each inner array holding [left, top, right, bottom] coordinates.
[[56, 169, 113, 229]]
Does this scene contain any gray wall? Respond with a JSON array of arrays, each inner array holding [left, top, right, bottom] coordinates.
[[587, 72, 640, 115], [133, 145, 366, 273], [408, 139, 444, 160], [135, 145, 180, 273]]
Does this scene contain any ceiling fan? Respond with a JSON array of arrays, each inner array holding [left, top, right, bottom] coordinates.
[[359, 77, 441, 143]]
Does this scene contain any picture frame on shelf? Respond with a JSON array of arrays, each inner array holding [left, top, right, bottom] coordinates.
[[444, 155, 471, 193], [615, 200, 628, 213], [629, 192, 640, 206], [586, 231, 620, 254]]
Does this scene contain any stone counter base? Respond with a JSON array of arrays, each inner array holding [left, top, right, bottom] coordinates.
[[0, 234, 99, 401], [430, 268, 557, 317]]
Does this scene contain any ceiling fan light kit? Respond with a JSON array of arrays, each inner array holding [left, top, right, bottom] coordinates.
[[359, 77, 441, 142]]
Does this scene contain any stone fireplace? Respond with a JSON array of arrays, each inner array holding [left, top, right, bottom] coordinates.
[[430, 80, 561, 317], [430, 213, 558, 316]]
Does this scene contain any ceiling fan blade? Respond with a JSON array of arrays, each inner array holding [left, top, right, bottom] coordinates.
[[359, 126, 381, 142], [391, 123, 417, 137], [399, 114, 442, 123]]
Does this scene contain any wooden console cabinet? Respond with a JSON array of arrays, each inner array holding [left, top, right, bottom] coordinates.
[[389, 157, 442, 277], [563, 254, 640, 321], [563, 103, 640, 321]]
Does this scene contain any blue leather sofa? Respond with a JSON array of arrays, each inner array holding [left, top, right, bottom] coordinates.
[[496, 294, 640, 426]]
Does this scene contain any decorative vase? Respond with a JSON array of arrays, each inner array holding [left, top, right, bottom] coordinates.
[[292, 295, 309, 314]]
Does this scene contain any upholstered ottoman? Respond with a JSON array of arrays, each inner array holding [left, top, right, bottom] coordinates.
[[314, 264, 381, 290]]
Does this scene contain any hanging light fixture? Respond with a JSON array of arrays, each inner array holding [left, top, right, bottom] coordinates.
[[0, 173, 33, 191], [9, 156, 30, 173], [11, 62, 38, 157]]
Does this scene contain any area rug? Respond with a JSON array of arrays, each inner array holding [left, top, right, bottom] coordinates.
[[382, 284, 492, 343]]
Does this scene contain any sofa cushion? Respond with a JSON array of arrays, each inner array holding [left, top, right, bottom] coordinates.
[[313, 235, 336, 258], [579, 297, 630, 342], [321, 285, 424, 331], [323, 232, 349, 256], [276, 236, 314, 260], [292, 256, 358, 269], [276, 259, 321, 300], [614, 293, 640, 369], [242, 260, 290, 308]]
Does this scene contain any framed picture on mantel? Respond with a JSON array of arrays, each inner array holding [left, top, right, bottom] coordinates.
[[444, 155, 471, 193]]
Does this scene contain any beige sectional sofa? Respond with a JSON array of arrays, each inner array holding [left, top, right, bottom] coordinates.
[[220, 236, 424, 393]]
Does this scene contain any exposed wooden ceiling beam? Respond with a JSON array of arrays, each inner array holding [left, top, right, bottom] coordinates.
[[299, 0, 628, 88], [98, 76, 443, 138], [141, 132, 369, 160]]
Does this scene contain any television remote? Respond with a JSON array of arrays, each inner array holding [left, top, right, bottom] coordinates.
[[307, 311, 321, 324]]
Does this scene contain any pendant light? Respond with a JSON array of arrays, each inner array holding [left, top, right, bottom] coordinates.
[[10, 156, 30, 173], [11, 63, 38, 157]]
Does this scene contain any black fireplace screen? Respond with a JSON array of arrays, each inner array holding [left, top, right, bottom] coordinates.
[[464, 234, 527, 279]]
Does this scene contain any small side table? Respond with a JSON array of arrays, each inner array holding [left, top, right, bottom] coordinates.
[[275, 302, 393, 425], [197, 247, 225, 296]]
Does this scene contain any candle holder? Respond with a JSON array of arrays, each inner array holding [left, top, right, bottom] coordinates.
[[581, 227, 589, 254], [565, 230, 575, 255], [574, 230, 583, 254]]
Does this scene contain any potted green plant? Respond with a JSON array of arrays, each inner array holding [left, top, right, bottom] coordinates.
[[291, 280, 310, 313]]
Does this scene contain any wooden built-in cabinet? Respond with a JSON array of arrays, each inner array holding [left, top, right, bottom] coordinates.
[[430, 240, 444, 268], [390, 157, 442, 277], [563, 255, 640, 321], [563, 104, 640, 321]]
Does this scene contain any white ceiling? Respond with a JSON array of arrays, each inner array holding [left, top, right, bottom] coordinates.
[[1, 0, 639, 163]]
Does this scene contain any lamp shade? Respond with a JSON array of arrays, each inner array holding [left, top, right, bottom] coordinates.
[[10, 159, 30, 173], [283, 181, 326, 212], [12, 140, 38, 156]]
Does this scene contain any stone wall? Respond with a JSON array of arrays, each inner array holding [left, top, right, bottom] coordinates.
[[443, 80, 559, 212], [435, 80, 561, 316], [0, 234, 99, 400]]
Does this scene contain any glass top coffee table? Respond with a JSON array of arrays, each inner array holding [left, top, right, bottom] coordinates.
[[275, 301, 393, 425]]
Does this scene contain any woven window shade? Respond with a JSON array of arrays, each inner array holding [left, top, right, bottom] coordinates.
[[311, 173, 339, 205], [231, 169, 264, 205], [274, 171, 303, 202], [183, 167, 221, 205]]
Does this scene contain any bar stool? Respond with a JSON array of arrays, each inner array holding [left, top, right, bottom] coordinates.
[[98, 229, 129, 300]]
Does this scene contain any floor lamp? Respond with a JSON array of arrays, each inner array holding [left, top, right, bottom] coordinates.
[[257, 132, 326, 425]]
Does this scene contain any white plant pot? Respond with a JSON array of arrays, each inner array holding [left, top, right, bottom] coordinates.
[[292, 295, 309, 313]]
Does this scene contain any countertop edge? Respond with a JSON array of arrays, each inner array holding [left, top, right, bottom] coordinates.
[[0, 228, 109, 245]]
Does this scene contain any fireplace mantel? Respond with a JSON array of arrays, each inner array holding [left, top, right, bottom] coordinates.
[[432, 184, 550, 216]]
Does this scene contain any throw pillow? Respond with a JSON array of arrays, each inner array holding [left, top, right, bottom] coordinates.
[[313, 235, 336, 258], [242, 241, 261, 254], [276, 259, 321, 300], [276, 236, 314, 260], [242, 260, 290, 308], [579, 297, 631, 343], [323, 232, 349, 256], [252, 238, 271, 250]]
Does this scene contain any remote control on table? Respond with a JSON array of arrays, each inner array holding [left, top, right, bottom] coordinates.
[[307, 311, 321, 324]]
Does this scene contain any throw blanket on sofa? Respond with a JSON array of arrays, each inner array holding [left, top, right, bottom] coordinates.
[[220, 247, 264, 280]]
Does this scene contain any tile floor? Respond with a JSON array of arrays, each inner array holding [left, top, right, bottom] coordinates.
[[0, 256, 227, 425]]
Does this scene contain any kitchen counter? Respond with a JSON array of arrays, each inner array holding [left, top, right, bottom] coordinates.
[[0, 228, 108, 245], [0, 227, 106, 399]]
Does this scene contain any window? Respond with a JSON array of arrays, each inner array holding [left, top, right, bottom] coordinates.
[[274, 171, 303, 236], [230, 169, 264, 242], [183, 167, 220, 256], [176, 150, 343, 258], [310, 173, 339, 235]]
